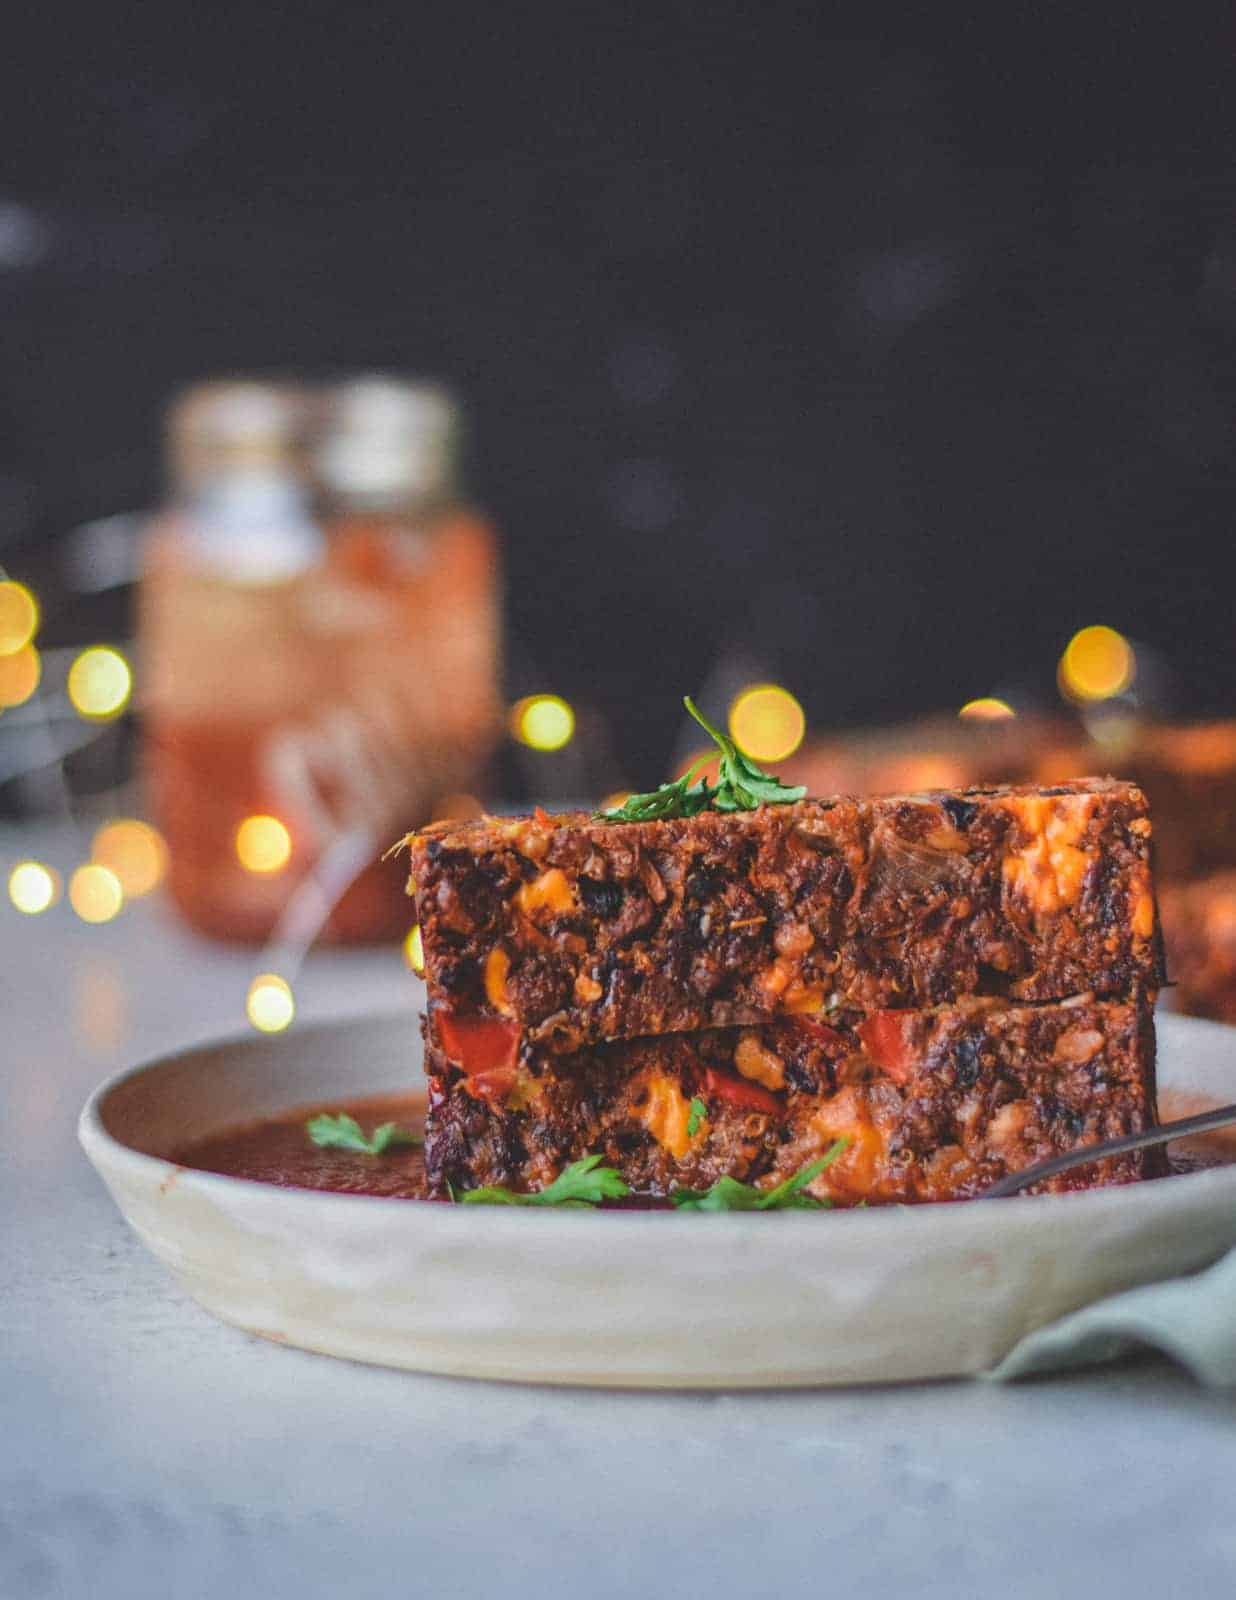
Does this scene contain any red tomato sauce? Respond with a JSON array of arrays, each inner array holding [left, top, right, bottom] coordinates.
[[174, 1093, 430, 1199]]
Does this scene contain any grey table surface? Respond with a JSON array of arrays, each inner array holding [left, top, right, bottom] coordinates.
[[3, 824, 1235, 1600]]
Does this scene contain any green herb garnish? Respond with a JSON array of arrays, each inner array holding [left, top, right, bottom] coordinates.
[[669, 1139, 848, 1211], [458, 1153, 631, 1207], [597, 751, 714, 823], [306, 1113, 423, 1155], [599, 696, 806, 822], [686, 1097, 707, 1138]]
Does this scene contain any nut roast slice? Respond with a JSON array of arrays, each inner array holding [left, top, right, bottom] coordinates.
[[404, 779, 1163, 1203]]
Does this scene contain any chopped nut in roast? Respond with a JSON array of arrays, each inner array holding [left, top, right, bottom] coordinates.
[[1053, 1026, 1104, 1064], [638, 856, 668, 903], [773, 920, 814, 957]]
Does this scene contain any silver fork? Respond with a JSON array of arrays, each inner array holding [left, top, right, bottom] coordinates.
[[981, 1102, 1236, 1198]]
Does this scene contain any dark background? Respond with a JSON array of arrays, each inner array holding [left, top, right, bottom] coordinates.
[[3, 5, 1235, 773]]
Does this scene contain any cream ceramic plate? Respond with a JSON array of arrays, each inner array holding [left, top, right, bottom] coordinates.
[[80, 1012, 1236, 1388]]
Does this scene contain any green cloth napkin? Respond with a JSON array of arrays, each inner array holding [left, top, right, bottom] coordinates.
[[989, 1248, 1236, 1386]]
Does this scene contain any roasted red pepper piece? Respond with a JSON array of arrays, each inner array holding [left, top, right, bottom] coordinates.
[[436, 1014, 520, 1076], [462, 1065, 520, 1105], [856, 1010, 918, 1083], [703, 1066, 782, 1115]]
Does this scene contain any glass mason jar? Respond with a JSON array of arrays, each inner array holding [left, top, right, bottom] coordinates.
[[141, 377, 501, 943]]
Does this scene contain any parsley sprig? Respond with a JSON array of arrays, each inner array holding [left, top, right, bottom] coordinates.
[[686, 1097, 707, 1138], [458, 1154, 631, 1207], [306, 1113, 423, 1155], [599, 696, 806, 823], [597, 750, 714, 823], [670, 1139, 848, 1211], [454, 1141, 849, 1211]]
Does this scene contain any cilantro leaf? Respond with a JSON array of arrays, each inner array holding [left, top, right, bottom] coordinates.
[[682, 697, 806, 812], [686, 1097, 707, 1138], [669, 1139, 848, 1211], [670, 1175, 773, 1212], [596, 695, 805, 823], [306, 1112, 423, 1155], [458, 1153, 631, 1207], [596, 758, 715, 823]]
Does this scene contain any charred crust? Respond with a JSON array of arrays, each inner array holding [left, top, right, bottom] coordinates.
[[941, 795, 979, 830], [783, 1056, 822, 1095], [435, 956, 480, 996], [579, 877, 624, 919], [685, 866, 725, 901], [951, 1035, 982, 1091]]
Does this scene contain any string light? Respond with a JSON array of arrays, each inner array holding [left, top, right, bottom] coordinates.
[[0, 581, 39, 656], [958, 697, 1016, 721], [91, 820, 168, 898], [246, 973, 295, 1033], [69, 864, 124, 924], [728, 684, 806, 762], [403, 924, 425, 975], [510, 694, 575, 751], [236, 814, 292, 874], [67, 646, 132, 720], [8, 860, 60, 914], [1058, 626, 1135, 704], [0, 645, 41, 708]]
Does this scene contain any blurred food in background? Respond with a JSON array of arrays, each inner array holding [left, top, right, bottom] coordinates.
[[1159, 875, 1236, 1026], [141, 376, 501, 943]]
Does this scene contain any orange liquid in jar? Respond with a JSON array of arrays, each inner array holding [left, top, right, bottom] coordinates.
[[141, 510, 500, 944]]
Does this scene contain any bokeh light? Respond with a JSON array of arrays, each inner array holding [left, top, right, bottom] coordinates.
[[958, 697, 1016, 721], [246, 973, 295, 1033], [8, 860, 60, 914], [1058, 626, 1135, 704], [728, 684, 806, 762], [0, 581, 39, 656], [0, 645, 41, 708], [69, 863, 124, 924], [510, 694, 575, 751], [67, 646, 132, 719], [236, 814, 292, 874], [92, 820, 168, 898], [403, 924, 425, 974]]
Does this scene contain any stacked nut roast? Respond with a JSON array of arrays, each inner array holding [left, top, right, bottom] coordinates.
[[405, 779, 1165, 1204]]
